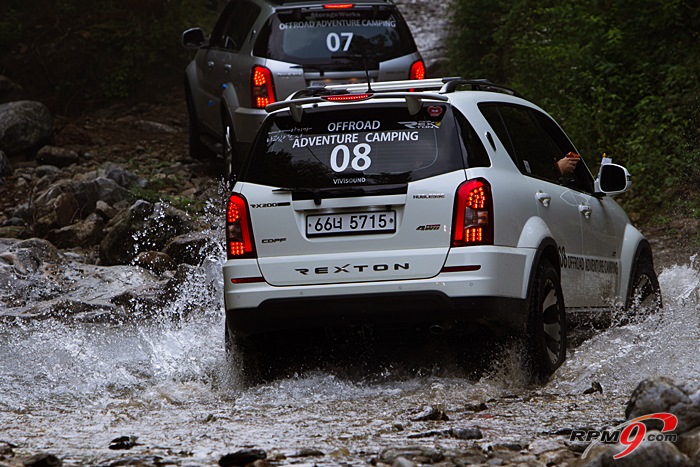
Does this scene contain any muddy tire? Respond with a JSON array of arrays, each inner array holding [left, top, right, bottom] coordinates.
[[625, 252, 662, 322], [525, 259, 567, 384]]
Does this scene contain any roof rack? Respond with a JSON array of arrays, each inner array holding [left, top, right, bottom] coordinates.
[[321, 77, 523, 97], [439, 78, 523, 97], [265, 77, 523, 121]]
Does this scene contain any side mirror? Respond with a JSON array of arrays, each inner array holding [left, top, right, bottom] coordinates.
[[182, 28, 207, 48], [595, 163, 632, 195]]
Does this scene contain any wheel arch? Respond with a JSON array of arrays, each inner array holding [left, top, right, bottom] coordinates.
[[619, 224, 654, 303], [517, 216, 562, 302]]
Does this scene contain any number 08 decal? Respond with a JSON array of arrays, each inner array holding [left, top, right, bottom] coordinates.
[[330, 144, 372, 172]]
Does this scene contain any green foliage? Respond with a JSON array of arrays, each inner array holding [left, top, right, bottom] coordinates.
[[0, 0, 225, 112], [448, 0, 700, 218], [0, 7, 20, 53]]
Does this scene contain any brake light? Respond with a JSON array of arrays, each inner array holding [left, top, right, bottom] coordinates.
[[226, 194, 256, 259], [251, 66, 275, 109], [323, 93, 372, 102], [409, 60, 425, 80], [324, 3, 354, 8], [452, 178, 493, 246]]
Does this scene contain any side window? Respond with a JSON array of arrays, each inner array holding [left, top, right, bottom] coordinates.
[[497, 105, 561, 183], [211, 0, 260, 51], [532, 111, 595, 192], [454, 110, 490, 168], [479, 104, 518, 169]]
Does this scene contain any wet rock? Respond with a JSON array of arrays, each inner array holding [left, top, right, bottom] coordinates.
[[134, 251, 176, 275], [163, 231, 219, 266], [0, 75, 23, 103], [583, 381, 604, 395], [99, 200, 194, 266], [27, 177, 131, 236], [464, 400, 488, 412], [676, 426, 700, 460], [21, 452, 62, 466], [378, 447, 445, 464], [0, 441, 14, 459], [410, 405, 449, 421], [574, 431, 692, 466], [392, 457, 416, 467], [46, 213, 105, 248], [0, 149, 11, 176], [35, 165, 62, 178], [289, 448, 324, 458], [36, 146, 79, 168], [451, 426, 483, 440], [102, 164, 145, 188], [95, 200, 119, 220], [0, 100, 53, 155], [219, 448, 267, 467], [109, 435, 138, 450], [625, 376, 700, 433]]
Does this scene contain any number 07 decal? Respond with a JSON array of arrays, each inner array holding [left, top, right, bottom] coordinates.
[[326, 32, 354, 52], [330, 144, 372, 172]]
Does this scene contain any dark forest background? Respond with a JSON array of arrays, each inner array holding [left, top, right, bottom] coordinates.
[[1, 0, 699, 223]]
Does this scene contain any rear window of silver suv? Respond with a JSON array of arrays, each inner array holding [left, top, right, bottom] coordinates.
[[253, 7, 416, 65]]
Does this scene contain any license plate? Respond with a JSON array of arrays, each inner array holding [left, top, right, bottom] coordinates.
[[307, 211, 396, 237]]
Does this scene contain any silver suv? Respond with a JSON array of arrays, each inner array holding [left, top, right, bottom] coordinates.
[[182, 0, 424, 181], [223, 78, 662, 383]]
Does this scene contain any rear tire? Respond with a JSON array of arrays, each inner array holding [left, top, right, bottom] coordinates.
[[225, 321, 265, 386], [524, 259, 567, 384]]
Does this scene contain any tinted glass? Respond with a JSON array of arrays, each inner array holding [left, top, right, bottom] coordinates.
[[243, 103, 463, 188], [480, 103, 595, 192], [211, 0, 261, 50], [254, 7, 416, 65]]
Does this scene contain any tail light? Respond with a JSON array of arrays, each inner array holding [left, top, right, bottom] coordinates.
[[452, 178, 493, 246], [324, 3, 354, 8], [226, 194, 256, 259], [409, 60, 425, 80], [251, 66, 275, 109]]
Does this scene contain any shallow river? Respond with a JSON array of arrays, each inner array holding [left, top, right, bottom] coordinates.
[[1, 251, 698, 465]]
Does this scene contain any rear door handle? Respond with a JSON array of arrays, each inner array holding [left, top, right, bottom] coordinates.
[[579, 205, 592, 219], [536, 192, 551, 207]]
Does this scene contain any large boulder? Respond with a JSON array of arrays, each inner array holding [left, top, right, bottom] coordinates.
[[626, 377, 700, 434], [27, 177, 132, 237], [99, 200, 195, 266], [0, 100, 53, 155]]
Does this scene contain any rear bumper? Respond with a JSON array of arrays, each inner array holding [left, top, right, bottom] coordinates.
[[227, 292, 527, 338], [223, 246, 536, 337]]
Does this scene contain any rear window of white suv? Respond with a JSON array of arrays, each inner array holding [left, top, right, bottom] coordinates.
[[242, 103, 484, 188], [253, 8, 416, 65]]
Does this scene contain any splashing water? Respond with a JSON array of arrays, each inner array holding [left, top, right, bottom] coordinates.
[[1, 254, 698, 464]]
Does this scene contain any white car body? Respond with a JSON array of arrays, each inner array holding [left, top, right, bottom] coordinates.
[[222, 78, 660, 380]]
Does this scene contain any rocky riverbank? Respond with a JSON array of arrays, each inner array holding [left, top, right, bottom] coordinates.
[[1, 33, 699, 465]]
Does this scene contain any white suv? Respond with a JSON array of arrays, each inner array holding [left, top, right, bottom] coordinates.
[[222, 78, 661, 382]]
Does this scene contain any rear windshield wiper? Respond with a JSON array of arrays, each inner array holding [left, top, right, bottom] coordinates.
[[273, 184, 408, 205]]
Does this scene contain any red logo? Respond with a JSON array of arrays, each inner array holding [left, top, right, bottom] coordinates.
[[427, 106, 443, 117]]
